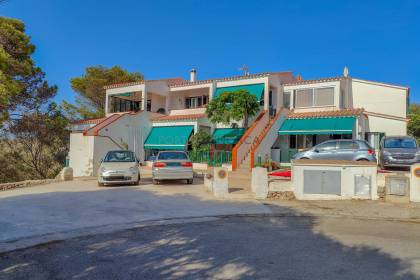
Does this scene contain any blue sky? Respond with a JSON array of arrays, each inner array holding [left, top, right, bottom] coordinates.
[[1, 0, 419, 103]]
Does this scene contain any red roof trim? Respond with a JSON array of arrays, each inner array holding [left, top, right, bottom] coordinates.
[[152, 113, 206, 122], [287, 108, 364, 119]]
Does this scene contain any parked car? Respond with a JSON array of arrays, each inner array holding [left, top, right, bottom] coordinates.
[[379, 136, 420, 169], [152, 151, 193, 184], [292, 139, 377, 162], [98, 150, 140, 186]]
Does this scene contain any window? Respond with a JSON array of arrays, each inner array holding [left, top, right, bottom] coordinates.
[[338, 141, 358, 150], [295, 89, 313, 107], [147, 99, 151, 111], [104, 151, 136, 162], [157, 151, 188, 160], [316, 141, 337, 151], [283, 91, 291, 108], [294, 87, 335, 108], [110, 96, 140, 113], [314, 88, 334, 106], [269, 90, 273, 107], [384, 138, 417, 149], [289, 135, 297, 149], [185, 96, 208, 109]]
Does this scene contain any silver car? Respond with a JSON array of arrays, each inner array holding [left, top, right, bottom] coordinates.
[[292, 139, 377, 162], [379, 136, 420, 169], [98, 150, 140, 186], [152, 151, 194, 184]]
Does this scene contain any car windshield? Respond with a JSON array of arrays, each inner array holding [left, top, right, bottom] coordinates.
[[104, 151, 136, 162], [158, 152, 188, 160], [384, 138, 417, 149]]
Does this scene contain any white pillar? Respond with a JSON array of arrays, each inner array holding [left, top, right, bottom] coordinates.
[[209, 81, 216, 101], [105, 92, 110, 115], [141, 85, 147, 111], [165, 94, 170, 115], [264, 78, 270, 111], [410, 164, 420, 202]]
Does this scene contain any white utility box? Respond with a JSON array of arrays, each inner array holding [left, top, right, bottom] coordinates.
[[292, 159, 378, 200], [410, 163, 420, 202]]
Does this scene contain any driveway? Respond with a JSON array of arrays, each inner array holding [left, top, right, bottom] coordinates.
[[0, 177, 270, 252]]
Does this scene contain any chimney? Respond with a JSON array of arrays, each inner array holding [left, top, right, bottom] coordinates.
[[190, 68, 197, 82], [343, 66, 349, 78]]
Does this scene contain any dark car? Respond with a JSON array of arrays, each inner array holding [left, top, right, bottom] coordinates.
[[292, 139, 377, 162], [379, 136, 420, 169]]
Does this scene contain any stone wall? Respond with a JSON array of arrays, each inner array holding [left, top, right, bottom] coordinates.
[[0, 179, 62, 192]]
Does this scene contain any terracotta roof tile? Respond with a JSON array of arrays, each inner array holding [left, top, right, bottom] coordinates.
[[104, 78, 187, 90], [169, 71, 294, 88], [153, 113, 206, 122], [287, 108, 364, 119], [71, 117, 106, 125], [284, 77, 342, 86]]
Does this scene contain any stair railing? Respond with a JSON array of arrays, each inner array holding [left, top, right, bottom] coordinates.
[[232, 110, 269, 171]]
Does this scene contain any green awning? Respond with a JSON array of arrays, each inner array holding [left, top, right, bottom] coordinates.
[[212, 128, 245, 144], [109, 92, 132, 97], [144, 125, 194, 150], [278, 117, 355, 135], [214, 83, 264, 101]]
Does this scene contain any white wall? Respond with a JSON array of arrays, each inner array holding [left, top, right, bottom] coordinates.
[[149, 93, 166, 113], [292, 163, 378, 200], [365, 115, 407, 136], [69, 133, 95, 177], [99, 112, 154, 162], [351, 79, 408, 119]]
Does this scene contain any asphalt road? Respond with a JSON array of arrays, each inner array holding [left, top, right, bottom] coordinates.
[[1, 216, 420, 280]]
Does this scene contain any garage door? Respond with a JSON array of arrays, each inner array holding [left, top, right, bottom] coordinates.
[[303, 170, 341, 195]]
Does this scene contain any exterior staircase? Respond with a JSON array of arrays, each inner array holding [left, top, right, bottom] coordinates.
[[228, 109, 285, 195], [228, 110, 269, 194]]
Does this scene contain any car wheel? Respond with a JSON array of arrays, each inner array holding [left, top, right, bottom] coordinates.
[[133, 175, 140, 186], [152, 179, 159, 185], [300, 157, 309, 160], [357, 158, 369, 162], [187, 179, 193, 184]]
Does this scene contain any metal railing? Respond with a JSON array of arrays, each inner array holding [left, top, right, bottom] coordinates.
[[188, 150, 232, 166]]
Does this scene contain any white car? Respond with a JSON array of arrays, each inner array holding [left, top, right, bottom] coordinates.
[[98, 150, 140, 186], [152, 151, 194, 184]]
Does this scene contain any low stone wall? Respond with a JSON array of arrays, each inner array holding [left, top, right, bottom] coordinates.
[[0, 179, 62, 192], [267, 177, 294, 200]]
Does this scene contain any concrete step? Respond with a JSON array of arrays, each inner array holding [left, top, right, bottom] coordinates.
[[231, 168, 251, 176], [229, 176, 252, 190], [229, 171, 251, 179]]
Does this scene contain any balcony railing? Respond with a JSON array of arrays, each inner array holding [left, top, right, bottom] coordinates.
[[188, 150, 232, 166]]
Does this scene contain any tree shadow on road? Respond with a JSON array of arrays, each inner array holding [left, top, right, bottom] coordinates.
[[0, 198, 419, 279]]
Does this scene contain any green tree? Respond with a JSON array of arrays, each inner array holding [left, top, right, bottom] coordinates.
[[6, 104, 69, 179], [65, 66, 144, 119], [206, 90, 260, 130], [408, 103, 420, 142], [0, 17, 69, 183], [0, 17, 56, 125], [191, 129, 212, 151]]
